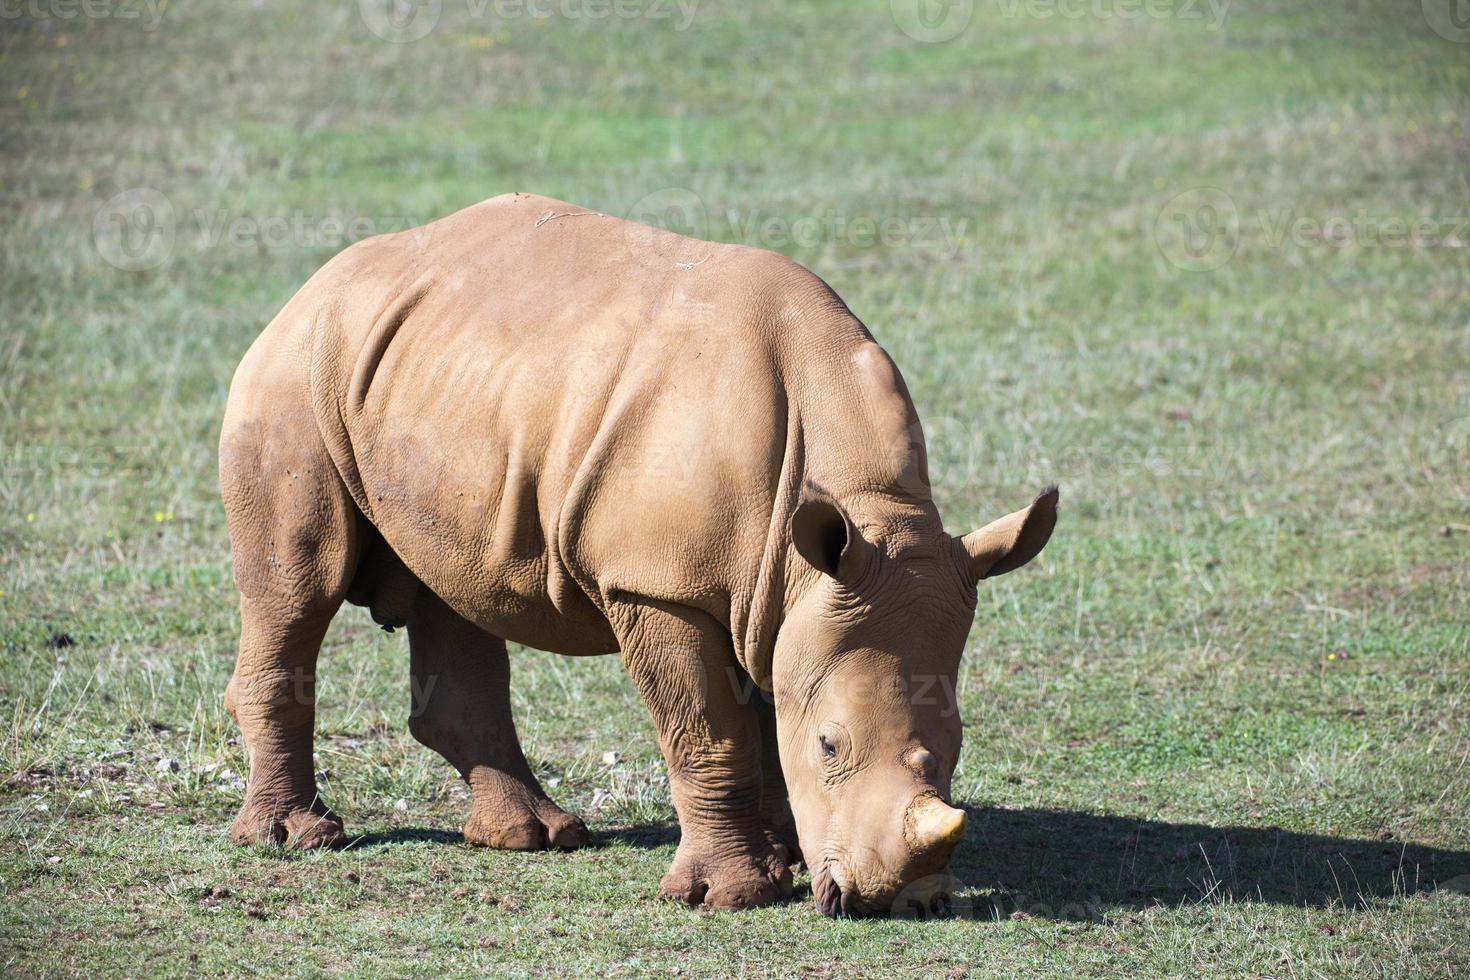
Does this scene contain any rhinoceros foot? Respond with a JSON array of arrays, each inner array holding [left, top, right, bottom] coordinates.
[[229, 803, 346, 850], [463, 799, 590, 851], [658, 840, 793, 910]]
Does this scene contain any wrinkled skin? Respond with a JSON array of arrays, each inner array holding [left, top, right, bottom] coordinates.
[[219, 193, 1057, 914]]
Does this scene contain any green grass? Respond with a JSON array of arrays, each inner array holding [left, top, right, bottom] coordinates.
[[2, 0, 1468, 975]]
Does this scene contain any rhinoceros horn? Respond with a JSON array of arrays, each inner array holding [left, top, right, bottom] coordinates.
[[905, 794, 968, 855]]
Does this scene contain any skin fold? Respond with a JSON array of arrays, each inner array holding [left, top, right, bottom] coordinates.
[[219, 192, 1057, 914]]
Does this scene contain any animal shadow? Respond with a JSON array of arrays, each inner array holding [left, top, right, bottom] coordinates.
[[947, 805, 1470, 922], [346, 827, 466, 848], [346, 823, 683, 850]]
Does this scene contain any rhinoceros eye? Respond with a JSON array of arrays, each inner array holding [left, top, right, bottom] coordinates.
[[819, 735, 837, 759]]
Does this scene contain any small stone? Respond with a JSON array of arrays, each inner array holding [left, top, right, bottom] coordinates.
[[546, 777, 562, 788], [156, 758, 179, 774], [601, 751, 620, 766], [46, 855, 62, 865], [393, 798, 409, 812]]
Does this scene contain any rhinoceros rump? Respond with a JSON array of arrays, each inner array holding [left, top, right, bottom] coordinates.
[[219, 193, 1057, 915]]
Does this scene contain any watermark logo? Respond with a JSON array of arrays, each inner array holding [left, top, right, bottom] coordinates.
[[891, 0, 974, 43], [1153, 186, 1239, 272], [359, 0, 442, 42], [626, 186, 710, 242], [890, 873, 967, 919], [93, 187, 175, 271], [889, 874, 1107, 921], [881, 413, 985, 502], [1423, 0, 1470, 43]]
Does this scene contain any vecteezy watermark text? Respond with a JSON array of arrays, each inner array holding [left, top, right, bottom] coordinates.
[[0, 0, 166, 30], [358, 0, 700, 43], [96, 188, 973, 271], [722, 208, 970, 258], [92, 190, 442, 271], [999, 0, 1230, 30], [625, 188, 971, 259], [1153, 186, 1469, 272]]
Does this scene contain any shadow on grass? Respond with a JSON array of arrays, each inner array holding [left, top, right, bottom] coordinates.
[[595, 822, 680, 849], [346, 827, 466, 848], [337, 807, 1470, 921], [344, 824, 682, 849], [948, 806, 1470, 921]]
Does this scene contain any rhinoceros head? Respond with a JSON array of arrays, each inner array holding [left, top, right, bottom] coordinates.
[[774, 485, 1058, 916]]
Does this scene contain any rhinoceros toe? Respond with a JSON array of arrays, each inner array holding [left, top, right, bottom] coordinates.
[[229, 805, 346, 850], [658, 844, 793, 910], [464, 801, 589, 851]]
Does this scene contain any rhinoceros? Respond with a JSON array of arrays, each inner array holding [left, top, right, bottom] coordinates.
[[219, 192, 1057, 915]]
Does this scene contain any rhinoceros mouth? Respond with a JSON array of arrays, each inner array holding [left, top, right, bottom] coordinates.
[[812, 862, 852, 917], [813, 861, 956, 919], [812, 862, 886, 918]]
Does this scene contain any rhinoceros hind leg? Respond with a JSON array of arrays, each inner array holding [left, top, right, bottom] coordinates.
[[406, 590, 589, 851], [220, 416, 357, 851]]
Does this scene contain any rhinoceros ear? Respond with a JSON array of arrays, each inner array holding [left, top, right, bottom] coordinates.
[[791, 496, 872, 583], [959, 485, 1058, 582]]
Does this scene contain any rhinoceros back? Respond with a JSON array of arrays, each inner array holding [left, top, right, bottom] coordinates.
[[274, 193, 817, 655]]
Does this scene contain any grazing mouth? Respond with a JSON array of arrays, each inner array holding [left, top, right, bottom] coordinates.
[[812, 863, 881, 919], [812, 863, 956, 919]]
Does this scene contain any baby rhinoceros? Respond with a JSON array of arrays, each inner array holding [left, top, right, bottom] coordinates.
[[219, 192, 1057, 916]]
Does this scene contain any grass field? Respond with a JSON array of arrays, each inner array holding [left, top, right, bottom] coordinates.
[[2, 0, 1469, 975]]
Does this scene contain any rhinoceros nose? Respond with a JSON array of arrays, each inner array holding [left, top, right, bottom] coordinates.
[[905, 794, 967, 856]]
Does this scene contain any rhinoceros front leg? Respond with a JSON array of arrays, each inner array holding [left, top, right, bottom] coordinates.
[[406, 591, 589, 850], [610, 598, 793, 910], [755, 694, 802, 869]]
